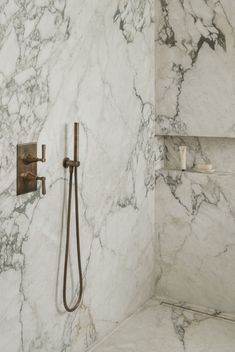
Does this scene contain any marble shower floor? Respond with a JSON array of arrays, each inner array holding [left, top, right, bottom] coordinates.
[[89, 297, 235, 352]]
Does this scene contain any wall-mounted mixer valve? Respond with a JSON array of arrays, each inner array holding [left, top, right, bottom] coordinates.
[[17, 143, 47, 196]]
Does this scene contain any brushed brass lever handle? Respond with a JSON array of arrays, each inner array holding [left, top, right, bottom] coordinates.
[[23, 144, 46, 164], [21, 172, 46, 195], [37, 176, 46, 195], [40, 144, 46, 163]]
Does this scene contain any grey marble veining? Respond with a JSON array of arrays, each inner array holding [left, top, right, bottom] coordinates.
[[0, 0, 158, 351], [155, 169, 235, 315], [89, 297, 235, 352], [156, 0, 235, 137], [2, 0, 235, 350], [113, 0, 154, 43]]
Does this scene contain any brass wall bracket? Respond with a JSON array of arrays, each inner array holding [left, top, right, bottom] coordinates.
[[17, 143, 46, 196]]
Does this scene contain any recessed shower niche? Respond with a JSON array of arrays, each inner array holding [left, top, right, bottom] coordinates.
[[159, 135, 235, 174]]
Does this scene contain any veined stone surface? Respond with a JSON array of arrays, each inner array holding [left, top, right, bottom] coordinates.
[[90, 298, 235, 352], [0, 0, 159, 351], [155, 168, 235, 315], [156, 0, 235, 137]]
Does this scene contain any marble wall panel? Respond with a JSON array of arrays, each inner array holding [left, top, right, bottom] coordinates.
[[156, 0, 235, 137], [155, 169, 235, 315], [0, 1, 158, 351]]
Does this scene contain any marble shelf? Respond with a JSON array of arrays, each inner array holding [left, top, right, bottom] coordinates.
[[159, 169, 235, 176]]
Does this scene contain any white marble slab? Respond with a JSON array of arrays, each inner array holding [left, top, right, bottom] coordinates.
[[156, 0, 235, 137], [90, 297, 235, 352], [155, 169, 235, 315], [0, 0, 158, 351]]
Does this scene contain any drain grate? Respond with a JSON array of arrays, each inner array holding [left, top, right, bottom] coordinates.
[[161, 301, 235, 323]]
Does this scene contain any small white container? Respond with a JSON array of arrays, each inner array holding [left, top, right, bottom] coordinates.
[[179, 146, 187, 171], [193, 164, 215, 173], [195, 164, 213, 171]]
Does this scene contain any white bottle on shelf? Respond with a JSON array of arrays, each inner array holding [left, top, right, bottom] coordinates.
[[179, 146, 187, 171]]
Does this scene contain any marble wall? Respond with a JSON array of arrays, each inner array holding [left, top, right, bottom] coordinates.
[[155, 0, 235, 316], [155, 167, 235, 315], [0, 0, 158, 351], [155, 136, 235, 315], [156, 0, 235, 137]]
